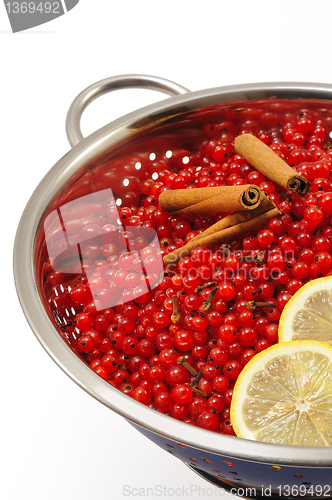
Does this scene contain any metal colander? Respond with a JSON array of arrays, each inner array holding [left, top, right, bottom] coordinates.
[[14, 75, 332, 499]]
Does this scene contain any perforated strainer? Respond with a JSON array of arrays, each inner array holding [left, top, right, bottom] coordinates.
[[14, 75, 332, 499]]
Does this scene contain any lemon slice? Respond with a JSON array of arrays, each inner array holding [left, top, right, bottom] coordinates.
[[230, 340, 332, 446], [278, 276, 332, 344]]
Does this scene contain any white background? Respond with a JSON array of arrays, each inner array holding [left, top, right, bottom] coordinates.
[[1, 1, 332, 499]]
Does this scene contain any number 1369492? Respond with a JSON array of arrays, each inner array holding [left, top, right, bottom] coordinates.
[[5, 2, 60, 14]]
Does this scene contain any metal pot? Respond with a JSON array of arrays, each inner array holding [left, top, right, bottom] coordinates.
[[14, 75, 332, 499]]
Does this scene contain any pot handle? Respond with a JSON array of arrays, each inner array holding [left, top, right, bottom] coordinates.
[[65, 74, 191, 148]]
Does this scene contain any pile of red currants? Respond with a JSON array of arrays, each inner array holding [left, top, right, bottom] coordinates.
[[43, 104, 332, 435]]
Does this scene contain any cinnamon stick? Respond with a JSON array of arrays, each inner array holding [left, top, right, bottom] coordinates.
[[159, 184, 263, 215], [189, 193, 275, 242], [234, 134, 310, 196], [163, 194, 275, 266], [163, 205, 281, 265]]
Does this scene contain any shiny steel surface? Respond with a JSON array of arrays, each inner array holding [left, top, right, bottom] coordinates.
[[66, 74, 191, 147], [14, 76, 332, 484]]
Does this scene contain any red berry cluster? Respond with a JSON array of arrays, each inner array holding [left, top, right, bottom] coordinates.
[[43, 104, 332, 435]]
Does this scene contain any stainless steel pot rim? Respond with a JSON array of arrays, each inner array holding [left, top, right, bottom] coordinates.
[[14, 78, 332, 467]]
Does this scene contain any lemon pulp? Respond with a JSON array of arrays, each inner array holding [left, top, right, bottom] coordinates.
[[279, 277, 332, 344], [230, 341, 332, 446], [292, 290, 332, 344]]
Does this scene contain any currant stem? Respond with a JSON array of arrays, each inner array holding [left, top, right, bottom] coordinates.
[[195, 281, 217, 294], [239, 251, 265, 264], [324, 135, 332, 150], [177, 356, 197, 376], [202, 286, 218, 312], [191, 367, 203, 387], [221, 244, 232, 256], [246, 300, 277, 311], [280, 192, 293, 201], [171, 295, 181, 324], [188, 385, 208, 398]]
